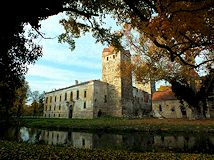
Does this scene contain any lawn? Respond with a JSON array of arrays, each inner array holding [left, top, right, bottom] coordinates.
[[19, 117, 214, 133]]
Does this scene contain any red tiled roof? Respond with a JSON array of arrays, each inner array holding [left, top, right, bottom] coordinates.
[[152, 89, 177, 101]]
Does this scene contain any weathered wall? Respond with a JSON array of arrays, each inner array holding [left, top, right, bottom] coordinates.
[[44, 81, 94, 119], [133, 87, 152, 117], [92, 80, 109, 117], [152, 100, 192, 118], [102, 47, 134, 117]]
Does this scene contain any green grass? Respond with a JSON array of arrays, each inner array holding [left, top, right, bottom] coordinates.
[[19, 117, 214, 133], [0, 140, 213, 160]]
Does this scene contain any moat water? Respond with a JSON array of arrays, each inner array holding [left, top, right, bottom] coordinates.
[[0, 126, 214, 154]]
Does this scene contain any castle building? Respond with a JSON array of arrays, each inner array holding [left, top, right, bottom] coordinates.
[[43, 46, 152, 119]]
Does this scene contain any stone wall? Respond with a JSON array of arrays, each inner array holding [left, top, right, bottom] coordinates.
[[152, 100, 192, 118], [92, 80, 109, 117], [133, 87, 152, 117], [44, 81, 95, 119], [102, 48, 123, 117], [102, 47, 134, 117]]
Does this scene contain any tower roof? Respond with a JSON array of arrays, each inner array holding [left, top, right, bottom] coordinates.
[[102, 46, 131, 57]]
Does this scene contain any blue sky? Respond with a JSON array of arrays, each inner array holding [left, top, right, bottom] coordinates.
[[25, 13, 166, 93], [25, 13, 121, 93]]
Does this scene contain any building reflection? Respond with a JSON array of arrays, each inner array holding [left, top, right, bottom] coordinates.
[[36, 130, 214, 153]]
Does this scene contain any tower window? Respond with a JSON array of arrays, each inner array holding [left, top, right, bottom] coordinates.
[[113, 55, 115, 59], [107, 57, 108, 61], [50, 96, 52, 103], [55, 96, 56, 102], [60, 95, 61, 101], [84, 90, 87, 98], [84, 102, 86, 108], [59, 105, 61, 110], [159, 105, 162, 112], [104, 95, 107, 103]]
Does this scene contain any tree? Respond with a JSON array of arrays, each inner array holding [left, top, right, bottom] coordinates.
[[0, 0, 121, 121], [11, 79, 30, 118], [1, 0, 213, 120], [123, 32, 212, 117]]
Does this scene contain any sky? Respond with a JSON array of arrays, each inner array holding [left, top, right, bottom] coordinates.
[[25, 13, 121, 93], [25, 13, 166, 94]]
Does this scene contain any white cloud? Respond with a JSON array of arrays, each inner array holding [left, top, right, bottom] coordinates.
[[27, 64, 100, 92], [25, 13, 120, 93]]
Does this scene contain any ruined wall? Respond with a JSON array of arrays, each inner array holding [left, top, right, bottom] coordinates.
[[132, 87, 152, 117], [135, 81, 156, 94], [152, 100, 192, 118]]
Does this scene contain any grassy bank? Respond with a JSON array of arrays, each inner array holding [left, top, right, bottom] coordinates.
[[0, 140, 213, 160], [19, 117, 214, 133]]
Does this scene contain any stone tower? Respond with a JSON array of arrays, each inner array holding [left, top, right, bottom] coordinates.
[[102, 46, 133, 117]]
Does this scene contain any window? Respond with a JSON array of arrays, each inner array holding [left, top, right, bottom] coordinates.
[[65, 92, 67, 101], [171, 106, 175, 112], [50, 96, 52, 103], [76, 90, 79, 100], [60, 95, 61, 101], [55, 96, 56, 102], [45, 97, 48, 103], [54, 105, 56, 111], [82, 139, 85, 146], [70, 92, 73, 100], [54, 114, 55, 117], [84, 102, 86, 109], [159, 105, 162, 112], [49, 106, 51, 111], [45, 106, 47, 111], [59, 114, 60, 117], [107, 57, 108, 61], [113, 55, 115, 59], [84, 90, 87, 98], [104, 95, 107, 103], [59, 105, 61, 110]]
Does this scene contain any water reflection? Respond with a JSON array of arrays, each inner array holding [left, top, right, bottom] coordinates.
[[0, 127, 214, 153]]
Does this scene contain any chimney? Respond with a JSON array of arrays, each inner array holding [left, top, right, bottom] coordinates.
[[75, 80, 78, 85]]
